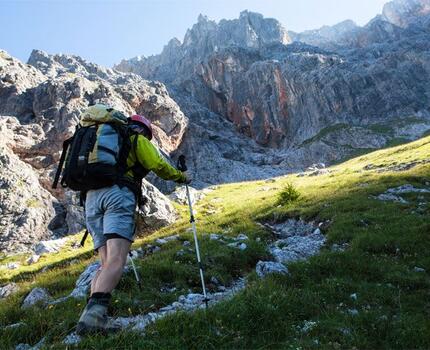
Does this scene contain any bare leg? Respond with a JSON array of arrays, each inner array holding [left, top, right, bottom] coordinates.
[[92, 238, 131, 293], [90, 245, 107, 295]]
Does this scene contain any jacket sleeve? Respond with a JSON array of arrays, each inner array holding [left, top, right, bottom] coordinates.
[[134, 135, 186, 183]]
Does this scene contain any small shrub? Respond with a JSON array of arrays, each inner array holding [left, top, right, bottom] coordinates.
[[277, 183, 300, 205]]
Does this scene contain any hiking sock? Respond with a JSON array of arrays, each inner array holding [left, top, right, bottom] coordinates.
[[88, 292, 111, 306]]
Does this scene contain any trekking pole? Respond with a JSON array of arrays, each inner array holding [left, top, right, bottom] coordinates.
[[129, 251, 142, 291], [177, 155, 209, 309]]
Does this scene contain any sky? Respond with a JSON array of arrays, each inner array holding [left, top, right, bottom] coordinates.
[[1, 0, 388, 67]]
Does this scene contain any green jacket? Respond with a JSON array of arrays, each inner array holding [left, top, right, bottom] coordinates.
[[125, 134, 185, 183]]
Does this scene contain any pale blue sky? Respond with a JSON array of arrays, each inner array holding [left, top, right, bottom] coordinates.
[[1, 0, 388, 67]]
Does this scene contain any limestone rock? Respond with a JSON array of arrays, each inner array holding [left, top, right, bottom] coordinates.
[[382, 0, 430, 28], [0, 141, 56, 253], [155, 234, 179, 245], [0, 51, 46, 118], [168, 186, 205, 205], [21, 287, 52, 308], [116, 4, 430, 176], [7, 262, 20, 269], [0, 49, 188, 253], [33, 237, 68, 255], [0, 282, 19, 298], [227, 242, 247, 250], [70, 262, 100, 298], [2, 0, 430, 253], [26, 254, 41, 264], [139, 180, 178, 230], [15, 344, 31, 350], [63, 332, 81, 345], [64, 191, 85, 234], [256, 261, 289, 278], [235, 234, 249, 241], [266, 219, 326, 264]]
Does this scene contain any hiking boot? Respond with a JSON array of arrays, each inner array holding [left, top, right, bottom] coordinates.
[[76, 293, 120, 335]]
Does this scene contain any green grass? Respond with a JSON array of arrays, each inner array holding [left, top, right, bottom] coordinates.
[[367, 123, 393, 134], [385, 137, 410, 148], [1, 136, 430, 349], [300, 123, 349, 146]]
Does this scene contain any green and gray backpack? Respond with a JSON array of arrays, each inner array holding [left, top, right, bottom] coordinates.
[[52, 104, 134, 192]]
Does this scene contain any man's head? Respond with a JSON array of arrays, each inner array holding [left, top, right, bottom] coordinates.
[[129, 114, 153, 140]]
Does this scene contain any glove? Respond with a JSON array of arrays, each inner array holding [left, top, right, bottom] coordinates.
[[182, 171, 193, 184]]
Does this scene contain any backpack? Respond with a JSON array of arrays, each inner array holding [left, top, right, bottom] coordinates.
[[52, 104, 133, 192]]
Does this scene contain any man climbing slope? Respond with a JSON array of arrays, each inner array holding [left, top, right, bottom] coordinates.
[[69, 108, 191, 335]]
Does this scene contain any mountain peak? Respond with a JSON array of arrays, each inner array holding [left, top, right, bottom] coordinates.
[[198, 13, 209, 23], [239, 10, 263, 20], [382, 0, 430, 27]]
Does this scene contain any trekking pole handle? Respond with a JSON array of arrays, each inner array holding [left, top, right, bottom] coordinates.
[[177, 155, 187, 172]]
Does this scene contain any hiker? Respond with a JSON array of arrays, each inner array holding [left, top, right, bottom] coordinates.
[[54, 106, 191, 335]]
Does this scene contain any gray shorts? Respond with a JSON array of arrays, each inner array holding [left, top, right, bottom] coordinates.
[[85, 184, 137, 250]]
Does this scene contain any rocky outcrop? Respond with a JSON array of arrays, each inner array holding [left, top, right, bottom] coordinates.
[[21, 287, 52, 308], [0, 50, 188, 253], [288, 20, 359, 48], [382, 0, 430, 28], [116, 2, 430, 154], [0, 132, 56, 253], [256, 261, 289, 278], [26, 50, 188, 157], [2, 0, 430, 253], [139, 180, 178, 230], [0, 283, 19, 298], [0, 50, 46, 120], [115, 11, 291, 84]]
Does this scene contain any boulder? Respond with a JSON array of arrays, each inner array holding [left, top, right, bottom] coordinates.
[[168, 186, 205, 205], [0, 282, 19, 298], [70, 262, 100, 298], [21, 287, 52, 308], [266, 219, 326, 264], [64, 191, 85, 234], [138, 180, 178, 231], [256, 261, 289, 278], [33, 237, 68, 255], [7, 262, 20, 269], [26, 254, 41, 265]]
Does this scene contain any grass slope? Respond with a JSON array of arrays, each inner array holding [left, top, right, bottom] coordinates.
[[1, 136, 430, 349]]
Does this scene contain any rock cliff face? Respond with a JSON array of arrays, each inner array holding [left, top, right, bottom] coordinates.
[[2, 0, 430, 253], [0, 50, 188, 253], [382, 0, 430, 27], [288, 20, 359, 48], [0, 117, 56, 252], [116, 0, 430, 153], [116, 11, 291, 84]]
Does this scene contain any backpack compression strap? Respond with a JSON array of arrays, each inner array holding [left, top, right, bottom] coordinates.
[[80, 229, 89, 247], [52, 137, 73, 189]]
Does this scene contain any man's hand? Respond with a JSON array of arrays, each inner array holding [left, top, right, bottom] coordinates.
[[182, 171, 193, 184]]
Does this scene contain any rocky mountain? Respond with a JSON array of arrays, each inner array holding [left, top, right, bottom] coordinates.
[[382, 0, 430, 27], [1, 0, 430, 254], [116, 0, 430, 153], [288, 20, 359, 48]]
